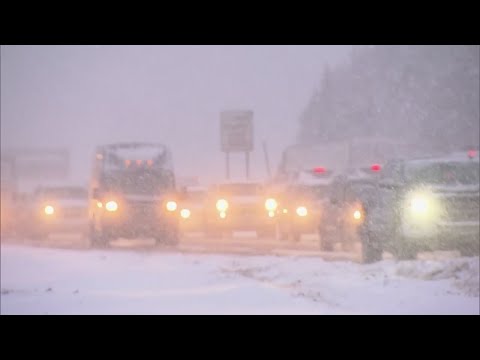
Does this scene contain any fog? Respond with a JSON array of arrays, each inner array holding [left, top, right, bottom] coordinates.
[[1, 45, 352, 185]]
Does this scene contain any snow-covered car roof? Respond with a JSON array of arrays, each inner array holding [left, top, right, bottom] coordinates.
[[103, 142, 169, 160], [34, 183, 87, 191], [34, 185, 88, 199], [293, 170, 336, 186], [183, 186, 209, 192], [100, 142, 174, 172], [405, 151, 479, 166], [213, 179, 266, 186]]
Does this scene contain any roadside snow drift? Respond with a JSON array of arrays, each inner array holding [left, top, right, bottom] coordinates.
[[1, 244, 478, 314]]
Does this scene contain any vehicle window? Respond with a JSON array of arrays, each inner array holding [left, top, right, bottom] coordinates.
[[405, 162, 479, 185]]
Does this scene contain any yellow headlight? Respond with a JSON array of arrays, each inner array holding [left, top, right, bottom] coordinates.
[[216, 199, 229, 212], [410, 197, 428, 214], [166, 201, 177, 212], [180, 208, 191, 219], [105, 200, 118, 212], [265, 198, 278, 211], [44, 205, 55, 215], [296, 206, 308, 217], [353, 210, 362, 220]]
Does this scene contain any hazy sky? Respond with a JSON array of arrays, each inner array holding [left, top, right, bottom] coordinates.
[[1, 45, 351, 185]]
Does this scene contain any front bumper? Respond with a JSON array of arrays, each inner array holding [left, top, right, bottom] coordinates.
[[34, 217, 89, 234], [206, 211, 277, 231], [179, 212, 207, 231], [400, 220, 479, 253]]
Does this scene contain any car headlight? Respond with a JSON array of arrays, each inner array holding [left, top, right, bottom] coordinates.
[[180, 208, 191, 219], [105, 200, 118, 212], [296, 206, 308, 217], [353, 210, 362, 220], [410, 196, 428, 214], [265, 198, 278, 211], [216, 199, 229, 212], [44, 205, 55, 215], [166, 201, 177, 212]]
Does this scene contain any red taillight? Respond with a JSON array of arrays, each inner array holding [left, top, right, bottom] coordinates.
[[136, 160, 143, 166], [313, 167, 326, 174], [125, 160, 131, 167], [467, 150, 477, 159], [371, 164, 381, 172]]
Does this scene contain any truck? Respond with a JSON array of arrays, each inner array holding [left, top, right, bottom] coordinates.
[[88, 143, 180, 247], [364, 149, 480, 262]]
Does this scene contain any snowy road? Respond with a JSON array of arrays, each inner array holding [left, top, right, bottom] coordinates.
[[1, 241, 478, 314]]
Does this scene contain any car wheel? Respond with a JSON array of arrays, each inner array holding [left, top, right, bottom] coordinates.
[[319, 229, 334, 251], [361, 233, 383, 263], [392, 224, 417, 260]]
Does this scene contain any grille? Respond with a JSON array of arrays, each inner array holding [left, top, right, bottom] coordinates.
[[443, 195, 479, 222]]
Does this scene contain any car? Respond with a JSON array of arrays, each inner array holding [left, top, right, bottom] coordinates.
[[205, 180, 277, 238], [365, 149, 480, 262], [28, 185, 89, 239], [177, 186, 209, 233], [318, 165, 382, 253], [276, 167, 335, 242]]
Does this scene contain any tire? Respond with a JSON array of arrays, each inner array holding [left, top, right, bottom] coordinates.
[[392, 224, 417, 260], [275, 222, 288, 241], [89, 222, 110, 249], [319, 239, 334, 251], [393, 240, 417, 260], [319, 229, 334, 251], [361, 233, 383, 263], [156, 227, 179, 247]]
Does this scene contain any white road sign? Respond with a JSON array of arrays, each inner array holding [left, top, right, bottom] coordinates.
[[220, 110, 254, 152]]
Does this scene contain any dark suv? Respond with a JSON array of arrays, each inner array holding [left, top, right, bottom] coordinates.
[[366, 150, 479, 261], [88, 143, 180, 247]]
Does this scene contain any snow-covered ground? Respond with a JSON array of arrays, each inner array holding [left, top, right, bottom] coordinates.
[[1, 244, 478, 314]]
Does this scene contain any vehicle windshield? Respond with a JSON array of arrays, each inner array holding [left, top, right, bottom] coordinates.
[[102, 169, 175, 195], [405, 161, 480, 185], [185, 191, 207, 203], [345, 183, 377, 202]]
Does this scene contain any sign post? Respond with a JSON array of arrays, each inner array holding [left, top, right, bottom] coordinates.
[[220, 110, 254, 180]]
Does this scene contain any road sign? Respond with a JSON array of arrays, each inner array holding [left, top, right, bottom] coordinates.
[[2, 147, 70, 180], [220, 110, 254, 152]]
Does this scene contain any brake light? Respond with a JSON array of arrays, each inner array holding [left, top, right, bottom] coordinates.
[[136, 160, 143, 166], [313, 167, 326, 174], [370, 164, 381, 172], [467, 150, 477, 159], [125, 159, 131, 167]]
